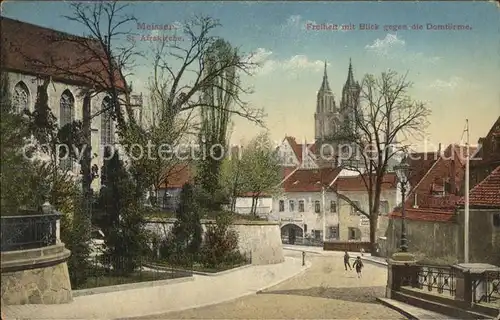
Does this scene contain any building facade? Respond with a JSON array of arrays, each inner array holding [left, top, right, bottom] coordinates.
[[1, 17, 143, 193]]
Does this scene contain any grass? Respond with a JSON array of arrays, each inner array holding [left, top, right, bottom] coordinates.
[[73, 267, 189, 290]]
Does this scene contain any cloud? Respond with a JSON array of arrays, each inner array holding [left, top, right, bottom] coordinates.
[[365, 33, 406, 56], [428, 76, 464, 90], [365, 33, 441, 64], [246, 48, 325, 76]]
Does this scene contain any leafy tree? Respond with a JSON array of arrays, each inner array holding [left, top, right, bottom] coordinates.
[[326, 70, 430, 253], [97, 147, 148, 274], [219, 154, 245, 212], [197, 39, 241, 210], [239, 132, 282, 216], [169, 183, 203, 263]]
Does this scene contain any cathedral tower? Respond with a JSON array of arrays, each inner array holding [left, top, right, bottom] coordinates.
[[340, 59, 361, 134]]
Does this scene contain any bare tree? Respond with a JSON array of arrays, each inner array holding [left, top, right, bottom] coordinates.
[[327, 70, 430, 253]]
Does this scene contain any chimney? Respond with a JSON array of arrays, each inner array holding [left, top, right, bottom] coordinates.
[[438, 143, 442, 155]]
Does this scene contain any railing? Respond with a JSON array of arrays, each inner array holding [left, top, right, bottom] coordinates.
[[414, 265, 456, 295], [282, 237, 323, 247], [1, 213, 61, 251], [475, 271, 500, 304]]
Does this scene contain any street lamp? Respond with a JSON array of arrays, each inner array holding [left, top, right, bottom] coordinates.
[[41, 201, 54, 215], [394, 162, 411, 252]]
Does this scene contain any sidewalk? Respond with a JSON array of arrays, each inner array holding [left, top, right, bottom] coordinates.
[[3, 256, 310, 320], [282, 245, 388, 266]]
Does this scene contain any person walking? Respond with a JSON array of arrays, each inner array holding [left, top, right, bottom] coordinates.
[[353, 256, 364, 278], [343, 251, 352, 271]]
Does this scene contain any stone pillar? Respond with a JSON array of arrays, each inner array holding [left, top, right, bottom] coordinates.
[[386, 252, 417, 299]]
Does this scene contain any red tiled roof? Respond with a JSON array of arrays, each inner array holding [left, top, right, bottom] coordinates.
[[1, 17, 127, 91], [158, 164, 192, 189], [457, 165, 500, 207], [389, 208, 455, 222], [404, 151, 439, 187], [282, 167, 341, 192], [333, 172, 398, 191]]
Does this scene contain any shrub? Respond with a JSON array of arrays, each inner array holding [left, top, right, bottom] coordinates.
[[200, 212, 241, 267]]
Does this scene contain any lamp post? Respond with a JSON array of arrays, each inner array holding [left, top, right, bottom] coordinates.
[[394, 162, 411, 253]]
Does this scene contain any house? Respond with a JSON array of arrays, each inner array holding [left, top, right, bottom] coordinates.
[[456, 165, 500, 265], [1, 17, 143, 192], [273, 167, 341, 244], [333, 171, 398, 241], [276, 136, 318, 169], [385, 144, 482, 262], [470, 116, 500, 189], [233, 192, 273, 216], [156, 164, 193, 212]]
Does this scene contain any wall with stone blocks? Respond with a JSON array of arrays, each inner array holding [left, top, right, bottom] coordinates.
[[144, 219, 284, 265], [1, 244, 73, 305]]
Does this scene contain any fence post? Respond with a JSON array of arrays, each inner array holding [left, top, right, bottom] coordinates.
[[302, 251, 306, 266]]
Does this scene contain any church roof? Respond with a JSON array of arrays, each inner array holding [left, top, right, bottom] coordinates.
[[318, 61, 332, 94], [0, 16, 127, 91]]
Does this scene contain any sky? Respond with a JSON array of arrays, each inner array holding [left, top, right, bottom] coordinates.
[[2, 1, 500, 151]]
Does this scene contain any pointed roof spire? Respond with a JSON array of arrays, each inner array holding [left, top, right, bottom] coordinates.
[[346, 58, 355, 86], [319, 60, 331, 93]]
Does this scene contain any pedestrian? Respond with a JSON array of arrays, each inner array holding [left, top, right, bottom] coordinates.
[[343, 251, 352, 271], [353, 256, 364, 278]]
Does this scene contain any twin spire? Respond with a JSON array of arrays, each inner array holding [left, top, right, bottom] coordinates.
[[319, 58, 358, 93]]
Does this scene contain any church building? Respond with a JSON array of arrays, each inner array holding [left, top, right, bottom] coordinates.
[[1, 16, 144, 192], [314, 59, 361, 168]]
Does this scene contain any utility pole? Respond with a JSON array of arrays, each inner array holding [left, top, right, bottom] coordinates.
[[464, 119, 470, 263], [322, 186, 326, 242]]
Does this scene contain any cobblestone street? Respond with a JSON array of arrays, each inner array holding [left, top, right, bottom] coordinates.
[[142, 251, 405, 319]]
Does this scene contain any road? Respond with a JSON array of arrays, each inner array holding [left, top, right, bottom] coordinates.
[[138, 251, 405, 319]]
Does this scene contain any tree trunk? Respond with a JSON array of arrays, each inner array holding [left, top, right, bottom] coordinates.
[[81, 94, 92, 243], [369, 213, 379, 255]]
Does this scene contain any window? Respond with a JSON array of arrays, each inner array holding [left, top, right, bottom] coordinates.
[[380, 200, 389, 215], [279, 200, 285, 212], [493, 214, 500, 228], [59, 90, 75, 171], [328, 226, 338, 239], [101, 97, 114, 145], [330, 200, 337, 213], [304, 224, 307, 233], [348, 227, 356, 240], [314, 200, 321, 213], [289, 200, 295, 212], [313, 230, 321, 240], [13, 81, 30, 113], [298, 200, 305, 212], [350, 201, 360, 215]]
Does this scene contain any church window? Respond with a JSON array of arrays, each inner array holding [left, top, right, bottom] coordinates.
[[59, 90, 75, 171], [13, 81, 30, 113], [289, 200, 295, 212], [101, 97, 114, 145]]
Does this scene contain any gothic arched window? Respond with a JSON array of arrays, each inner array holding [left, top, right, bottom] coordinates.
[[100, 97, 114, 146], [59, 90, 75, 171], [12, 81, 30, 113]]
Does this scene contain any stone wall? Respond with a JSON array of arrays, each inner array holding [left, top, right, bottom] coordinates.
[[385, 218, 460, 264], [386, 208, 500, 266], [144, 219, 284, 265], [1, 244, 72, 305], [456, 208, 500, 266]]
